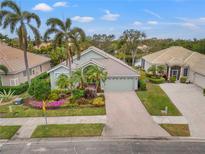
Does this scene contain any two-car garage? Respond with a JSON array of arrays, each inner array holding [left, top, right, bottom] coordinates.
[[102, 76, 138, 92], [193, 73, 205, 89]]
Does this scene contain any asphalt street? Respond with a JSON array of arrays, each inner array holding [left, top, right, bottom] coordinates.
[[1, 138, 205, 154]]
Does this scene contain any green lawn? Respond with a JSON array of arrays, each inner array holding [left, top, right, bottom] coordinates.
[[160, 124, 190, 136], [31, 124, 104, 138], [0, 126, 21, 139], [0, 104, 106, 118], [137, 83, 181, 116]]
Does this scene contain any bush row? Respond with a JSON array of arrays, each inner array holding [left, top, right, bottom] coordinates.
[[138, 79, 147, 91], [0, 72, 49, 95], [149, 77, 165, 84]]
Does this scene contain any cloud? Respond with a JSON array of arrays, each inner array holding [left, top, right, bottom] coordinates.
[[147, 21, 158, 25], [53, 2, 68, 7], [144, 9, 162, 19], [33, 3, 53, 11], [133, 21, 143, 26], [101, 10, 120, 21], [71, 16, 94, 23]]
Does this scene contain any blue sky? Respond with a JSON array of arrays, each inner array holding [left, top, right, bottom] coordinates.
[[1, 0, 205, 39]]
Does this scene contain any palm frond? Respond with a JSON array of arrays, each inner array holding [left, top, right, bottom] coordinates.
[[23, 11, 41, 27], [65, 18, 71, 30], [44, 27, 61, 41], [28, 24, 41, 46], [0, 65, 9, 75], [53, 32, 64, 45], [1, 0, 21, 15], [46, 18, 65, 31]]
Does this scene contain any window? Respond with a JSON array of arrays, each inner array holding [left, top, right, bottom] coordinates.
[[23, 71, 26, 77], [183, 67, 189, 76], [10, 78, 19, 86]]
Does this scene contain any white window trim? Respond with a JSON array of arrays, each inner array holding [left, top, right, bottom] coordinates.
[[10, 78, 19, 86]]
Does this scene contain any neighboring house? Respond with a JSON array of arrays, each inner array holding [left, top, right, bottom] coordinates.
[[0, 43, 51, 86], [48, 46, 139, 91], [141, 46, 205, 88]]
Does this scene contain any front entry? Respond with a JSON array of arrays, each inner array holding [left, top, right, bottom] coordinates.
[[170, 66, 181, 80]]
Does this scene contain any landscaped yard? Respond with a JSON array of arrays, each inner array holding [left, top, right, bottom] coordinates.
[[0, 125, 21, 139], [31, 124, 104, 138], [137, 82, 181, 116], [160, 124, 190, 136], [0, 104, 106, 118]]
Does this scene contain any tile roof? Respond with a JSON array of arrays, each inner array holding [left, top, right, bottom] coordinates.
[[0, 43, 50, 74]]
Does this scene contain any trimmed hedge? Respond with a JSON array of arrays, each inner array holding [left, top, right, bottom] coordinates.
[[0, 83, 29, 95], [138, 79, 147, 91], [0, 72, 49, 95], [180, 76, 187, 83], [149, 77, 165, 84], [170, 76, 176, 83]]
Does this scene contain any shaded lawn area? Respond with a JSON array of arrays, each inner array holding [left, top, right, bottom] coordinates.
[[137, 83, 181, 116], [0, 104, 106, 118], [0, 126, 21, 139], [32, 124, 104, 138], [160, 124, 190, 136]]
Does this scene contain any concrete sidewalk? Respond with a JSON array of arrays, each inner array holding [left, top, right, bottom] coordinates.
[[152, 116, 188, 124], [0, 116, 106, 139]]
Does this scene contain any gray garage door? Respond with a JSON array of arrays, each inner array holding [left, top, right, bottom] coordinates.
[[103, 77, 137, 91], [194, 73, 205, 89]]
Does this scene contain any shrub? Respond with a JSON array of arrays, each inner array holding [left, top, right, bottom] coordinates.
[[33, 72, 49, 81], [71, 89, 85, 101], [57, 74, 70, 89], [145, 72, 152, 78], [85, 87, 97, 99], [76, 97, 89, 105], [0, 89, 15, 102], [92, 97, 105, 107], [0, 83, 29, 95], [28, 79, 51, 100], [180, 76, 187, 83], [149, 77, 165, 84], [170, 76, 176, 83], [28, 100, 65, 109], [48, 89, 69, 101], [138, 80, 146, 90]]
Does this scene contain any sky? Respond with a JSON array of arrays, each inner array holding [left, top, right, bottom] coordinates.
[[0, 0, 205, 39]]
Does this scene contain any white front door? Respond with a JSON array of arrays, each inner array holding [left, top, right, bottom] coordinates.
[[171, 69, 179, 78]]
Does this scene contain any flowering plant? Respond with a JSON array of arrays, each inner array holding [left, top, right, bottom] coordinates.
[[28, 100, 65, 109]]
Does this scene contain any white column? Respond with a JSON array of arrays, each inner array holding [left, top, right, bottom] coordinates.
[[168, 66, 171, 79]]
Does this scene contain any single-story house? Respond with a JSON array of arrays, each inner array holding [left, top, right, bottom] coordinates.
[[141, 46, 205, 88], [48, 46, 139, 91], [0, 43, 51, 86]]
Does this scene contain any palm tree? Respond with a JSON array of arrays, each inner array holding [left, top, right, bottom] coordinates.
[[71, 68, 85, 89], [85, 65, 107, 91], [0, 0, 41, 84], [44, 18, 85, 73], [0, 65, 8, 75]]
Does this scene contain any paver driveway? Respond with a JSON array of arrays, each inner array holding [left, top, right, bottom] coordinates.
[[160, 83, 205, 137], [103, 91, 169, 137]]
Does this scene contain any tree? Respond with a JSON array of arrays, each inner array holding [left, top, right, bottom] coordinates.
[[0, 65, 8, 75], [56, 74, 71, 89], [44, 18, 85, 73], [85, 65, 107, 91], [0, 0, 41, 84], [50, 47, 67, 66], [120, 29, 146, 66]]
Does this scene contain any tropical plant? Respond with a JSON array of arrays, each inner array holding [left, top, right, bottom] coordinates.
[[157, 65, 166, 76], [0, 0, 41, 84], [0, 64, 8, 75], [85, 65, 108, 91], [148, 65, 157, 77], [56, 74, 71, 89], [49, 47, 67, 66], [0, 89, 15, 102], [92, 97, 105, 107], [44, 18, 85, 73], [71, 68, 86, 88]]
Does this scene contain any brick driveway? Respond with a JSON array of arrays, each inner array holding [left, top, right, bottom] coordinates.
[[103, 91, 169, 137]]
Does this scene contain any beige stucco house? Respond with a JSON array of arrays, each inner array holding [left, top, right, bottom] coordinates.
[[141, 46, 205, 89], [0, 43, 51, 86]]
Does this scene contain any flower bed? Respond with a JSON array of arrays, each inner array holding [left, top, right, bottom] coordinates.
[[27, 99, 65, 109]]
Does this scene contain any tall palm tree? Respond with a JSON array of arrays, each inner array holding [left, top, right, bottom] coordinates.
[[44, 18, 85, 74], [0, 64, 8, 75], [0, 0, 41, 84]]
